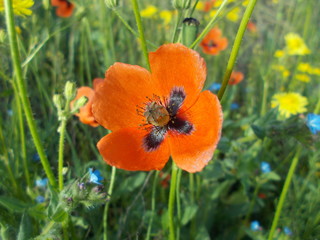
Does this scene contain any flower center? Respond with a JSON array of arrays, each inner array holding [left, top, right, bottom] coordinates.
[[143, 101, 170, 127]]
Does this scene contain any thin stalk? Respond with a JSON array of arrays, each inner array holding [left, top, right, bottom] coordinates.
[[267, 145, 302, 240], [4, 0, 57, 187], [260, 74, 268, 116], [146, 171, 159, 240], [217, 0, 259, 100], [58, 120, 67, 191], [176, 169, 182, 240], [168, 161, 178, 240], [112, 8, 158, 49], [189, 0, 200, 17], [189, 0, 228, 49], [131, 0, 151, 71], [244, 183, 261, 225], [103, 167, 117, 240]]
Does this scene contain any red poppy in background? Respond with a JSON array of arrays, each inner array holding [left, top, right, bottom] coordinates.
[[51, 0, 74, 18], [247, 21, 257, 33], [229, 71, 244, 85], [71, 78, 103, 127], [92, 44, 223, 173], [200, 28, 228, 55]]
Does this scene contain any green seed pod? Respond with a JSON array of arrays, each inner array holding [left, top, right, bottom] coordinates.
[[182, 18, 200, 47], [172, 0, 191, 9], [64, 81, 76, 102], [105, 0, 119, 9]]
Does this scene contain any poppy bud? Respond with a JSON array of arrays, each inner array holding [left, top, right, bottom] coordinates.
[[182, 18, 200, 47], [172, 0, 191, 9], [53, 94, 64, 110], [64, 81, 76, 101], [71, 96, 88, 113], [105, 0, 119, 8]]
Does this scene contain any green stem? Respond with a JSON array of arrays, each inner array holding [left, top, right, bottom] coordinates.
[[112, 8, 157, 49], [168, 161, 178, 240], [58, 120, 67, 191], [171, 10, 183, 43], [146, 171, 159, 240], [103, 166, 117, 240], [4, 0, 57, 188], [244, 183, 261, 225], [176, 169, 182, 240], [188, 0, 200, 17], [267, 145, 302, 240], [260, 74, 268, 116], [131, 0, 151, 71], [217, 0, 259, 101], [189, 0, 228, 49]]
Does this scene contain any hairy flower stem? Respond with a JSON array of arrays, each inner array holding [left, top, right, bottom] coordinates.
[[103, 166, 117, 240], [168, 161, 178, 240], [217, 0, 259, 101], [189, 0, 228, 49], [58, 120, 67, 191], [131, 0, 151, 71], [146, 171, 159, 240], [4, 0, 57, 187], [267, 145, 302, 240], [176, 169, 182, 239], [172, 10, 183, 43]]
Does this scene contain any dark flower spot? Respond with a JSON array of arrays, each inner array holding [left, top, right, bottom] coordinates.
[[167, 87, 186, 116], [168, 117, 193, 134], [143, 127, 167, 152]]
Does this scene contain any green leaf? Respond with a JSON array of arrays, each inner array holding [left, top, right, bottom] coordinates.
[[262, 172, 281, 181], [17, 213, 32, 240], [0, 196, 31, 213], [181, 204, 198, 225], [195, 226, 210, 240]]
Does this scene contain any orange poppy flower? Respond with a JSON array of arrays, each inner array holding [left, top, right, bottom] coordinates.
[[51, 0, 74, 18], [200, 28, 228, 55], [71, 78, 103, 127], [247, 21, 257, 33], [92, 44, 223, 173], [229, 71, 244, 85]]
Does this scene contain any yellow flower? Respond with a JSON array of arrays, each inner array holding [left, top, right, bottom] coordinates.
[[15, 26, 22, 34], [295, 74, 311, 83], [227, 7, 241, 22], [272, 0, 279, 3], [271, 92, 308, 118], [140, 5, 158, 18], [285, 33, 310, 55], [195, 1, 205, 10], [160, 10, 172, 25], [274, 50, 285, 58], [0, 0, 34, 16], [272, 65, 290, 78], [297, 62, 312, 73], [242, 0, 249, 6], [309, 68, 320, 76]]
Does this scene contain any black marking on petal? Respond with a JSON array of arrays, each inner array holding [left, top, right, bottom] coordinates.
[[143, 127, 167, 152], [167, 87, 186, 116], [168, 117, 193, 135]]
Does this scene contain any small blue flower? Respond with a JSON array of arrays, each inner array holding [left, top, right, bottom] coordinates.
[[284, 227, 292, 236], [32, 153, 40, 162], [250, 220, 261, 231], [261, 162, 271, 173], [35, 178, 48, 188], [231, 103, 240, 110], [89, 168, 103, 185], [306, 113, 320, 135], [36, 196, 45, 203], [208, 83, 221, 92]]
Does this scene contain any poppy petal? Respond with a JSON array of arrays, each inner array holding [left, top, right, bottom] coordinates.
[[168, 91, 223, 173], [71, 87, 99, 127], [56, 2, 74, 18], [93, 78, 104, 90], [149, 43, 206, 109], [92, 63, 156, 131], [97, 128, 170, 171]]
